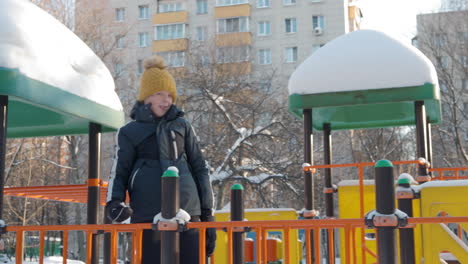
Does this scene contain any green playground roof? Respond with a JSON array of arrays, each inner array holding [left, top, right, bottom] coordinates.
[[0, 0, 125, 138], [288, 30, 441, 131], [0, 68, 125, 138]]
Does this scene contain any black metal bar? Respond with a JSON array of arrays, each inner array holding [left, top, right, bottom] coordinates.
[[323, 123, 333, 217], [426, 120, 433, 177], [323, 123, 334, 264], [397, 180, 415, 264], [161, 167, 180, 264], [375, 160, 396, 264], [303, 109, 314, 210], [231, 184, 244, 264], [414, 101, 429, 182], [0, 96, 7, 220], [103, 214, 111, 264], [303, 109, 316, 263], [87, 122, 101, 264]]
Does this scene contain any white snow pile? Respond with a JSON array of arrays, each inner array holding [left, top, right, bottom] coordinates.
[[288, 29, 438, 95], [0, 0, 122, 111]]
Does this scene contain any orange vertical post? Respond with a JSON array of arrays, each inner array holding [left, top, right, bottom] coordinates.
[[39, 231, 45, 264], [244, 238, 254, 263], [284, 227, 291, 264], [62, 231, 68, 264], [15, 231, 23, 264]]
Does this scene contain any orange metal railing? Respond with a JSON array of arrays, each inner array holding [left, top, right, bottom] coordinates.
[[4, 216, 468, 264], [3, 160, 467, 264], [430, 167, 468, 180]]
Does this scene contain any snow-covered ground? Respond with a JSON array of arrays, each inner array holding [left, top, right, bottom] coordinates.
[[6, 256, 85, 264]]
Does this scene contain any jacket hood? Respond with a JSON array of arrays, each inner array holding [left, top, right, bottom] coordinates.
[[130, 101, 184, 123]]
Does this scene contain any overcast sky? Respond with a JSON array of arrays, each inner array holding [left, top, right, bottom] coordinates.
[[358, 0, 442, 43]]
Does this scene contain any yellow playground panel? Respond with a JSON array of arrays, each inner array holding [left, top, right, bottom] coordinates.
[[338, 180, 423, 264], [214, 208, 302, 264], [420, 180, 468, 263]]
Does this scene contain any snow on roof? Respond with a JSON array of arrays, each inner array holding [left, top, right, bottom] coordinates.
[[0, 0, 122, 111], [216, 208, 297, 214], [288, 29, 438, 95], [418, 180, 468, 189], [338, 180, 375, 186]]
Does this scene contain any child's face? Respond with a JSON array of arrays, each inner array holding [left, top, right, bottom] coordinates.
[[144, 91, 173, 117]]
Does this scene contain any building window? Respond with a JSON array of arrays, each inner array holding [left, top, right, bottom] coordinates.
[[158, 51, 185, 67], [196, 26, 207, 41], [114, 63, 124, 76], [312, 15, 325, 30], [257, 0, 271, 8], [197, 0, 208, 14], [439, 81, 447, 92], [217, 17, 249, 34], [216, 46, 250, 63], [258, 49, 271, 65], [311, 44, 324, 53], [461, 56, 468, 67], [437, 56, 448, 68], [458, 32, 468, 44], [257, 21, 271, 36], [216, 0, 248, 6], [116, 35, 125, 48], [285, 47, 298, 63], [159, 2, 183, 13], [155, 24, 185, 40], [433, 33, 447, 47], [137, 60, 144, 74], [138, 32, 150, 47], [462, 78, 468, 90], [138, 5, 149, 19], [283, 0, 296, 5], [285, 18, 297, 33], [115, 8, 125, 21]]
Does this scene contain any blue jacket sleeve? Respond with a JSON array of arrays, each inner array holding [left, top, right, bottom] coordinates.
[[184, 121, 214, 210], [106, 128, 136, 203]]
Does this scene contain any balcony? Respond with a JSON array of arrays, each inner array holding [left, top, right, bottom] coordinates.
[[152, 39, 188, 52], [216, 32, 252, 47], [216, 61, 252, 75], [153, 11, 188, 24], [214, 4, 250, 18]]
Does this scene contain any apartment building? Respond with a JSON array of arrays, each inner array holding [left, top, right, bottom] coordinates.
[[101, 0, 361, 85], [414, 10, 468, 163]]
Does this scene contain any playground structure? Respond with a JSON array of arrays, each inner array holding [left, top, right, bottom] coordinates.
[[0, 0, 467, 263]]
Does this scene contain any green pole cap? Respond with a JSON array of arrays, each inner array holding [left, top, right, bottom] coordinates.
[[162, 166, 179, 177], [231, 184, 244, 190], [375, 159, 393, 168], [397, 178, 411, 185]]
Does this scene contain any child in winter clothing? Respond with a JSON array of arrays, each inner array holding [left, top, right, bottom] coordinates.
[[106, 56, 216, 263]]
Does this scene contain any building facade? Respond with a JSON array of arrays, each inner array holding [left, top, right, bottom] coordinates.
[[414, 10, 468, 165], [101, 0, 361, 85]]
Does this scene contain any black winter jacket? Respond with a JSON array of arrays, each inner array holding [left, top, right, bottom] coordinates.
[[107, 102, 213, 223]]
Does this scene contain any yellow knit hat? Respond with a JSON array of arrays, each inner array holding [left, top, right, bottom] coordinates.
[[138, 56, 177, 102]]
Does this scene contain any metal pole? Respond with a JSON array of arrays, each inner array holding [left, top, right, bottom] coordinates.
[[375, 160, 396, 264], [414, 101, 429, 182], [0, 96, 7, 220], [397, 177, 415, 264], [303, 109, 314, 210], [87, 122, 101, 264], [303, 109, 316, 263], [161, 167, 180, 264], [323, 123, 334, 264], [426, 120, 433, 176], [103, 214, 111, 264], [230, 184, 244, 264]]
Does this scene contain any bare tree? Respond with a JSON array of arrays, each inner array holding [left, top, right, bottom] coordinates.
[[170, 41, 306, 210], [416, 8, 468, 167]]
